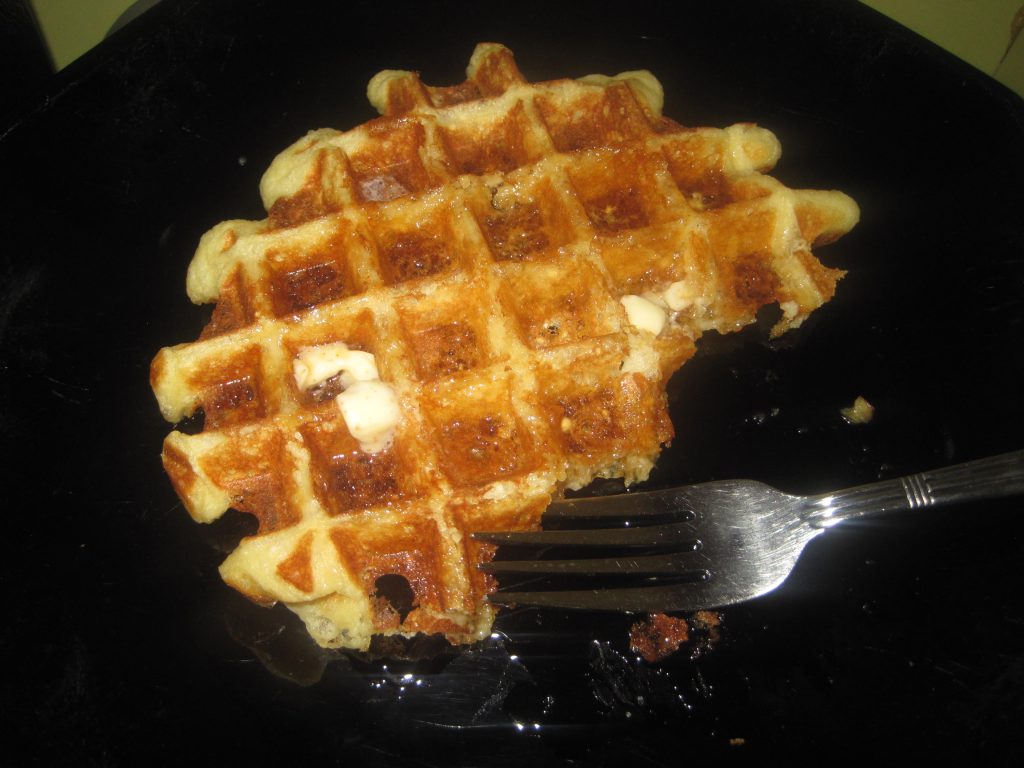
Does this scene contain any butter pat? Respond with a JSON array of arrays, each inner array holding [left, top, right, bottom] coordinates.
[[336, 380, 401, 453], [620, 295, 667, 335], [293, 342, 400, 452], [293, 342, 379, 391], [663, 280, 704, 312]]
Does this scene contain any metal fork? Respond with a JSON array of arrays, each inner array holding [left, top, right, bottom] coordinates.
[[474, 450, 1024, 612]]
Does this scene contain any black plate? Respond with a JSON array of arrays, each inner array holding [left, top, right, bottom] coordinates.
[[3, 0, 1023, 763]]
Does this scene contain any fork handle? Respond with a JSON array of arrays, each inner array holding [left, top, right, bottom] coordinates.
[[804, 449, 1024, 527]]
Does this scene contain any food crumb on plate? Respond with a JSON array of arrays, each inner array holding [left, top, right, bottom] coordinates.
[[841, 395, 875, 424], [628, 613, 690, 662]]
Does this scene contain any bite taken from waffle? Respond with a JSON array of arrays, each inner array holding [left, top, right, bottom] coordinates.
[[150, 43, 858, 652]]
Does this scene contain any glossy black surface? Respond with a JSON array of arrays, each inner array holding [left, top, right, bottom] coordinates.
[[3, 0, 1023, 763]]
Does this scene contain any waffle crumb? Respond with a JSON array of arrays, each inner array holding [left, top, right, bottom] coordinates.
[[692, 610, 722, 629], [841, 395, 875, 424], [151, 43, 858, 652], [629, 613, 691, 662]]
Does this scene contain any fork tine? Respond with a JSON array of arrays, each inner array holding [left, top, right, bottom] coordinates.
[[486, 581, 729, 613], [545, 489, 691, 518], [480, 551, 707, 575], [472, 521, 697, 547]]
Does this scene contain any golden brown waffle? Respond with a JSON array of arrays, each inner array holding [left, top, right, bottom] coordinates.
[[150, 43, 858, 651]]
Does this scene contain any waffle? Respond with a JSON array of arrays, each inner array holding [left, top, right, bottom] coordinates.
[[150, 43, 859, 652]]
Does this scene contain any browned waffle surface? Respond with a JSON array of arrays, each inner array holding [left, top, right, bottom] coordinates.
[[151, 43, 859, 651]]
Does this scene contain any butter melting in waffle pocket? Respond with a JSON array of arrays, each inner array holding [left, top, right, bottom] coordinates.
[[150, 42, 859, 652]]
